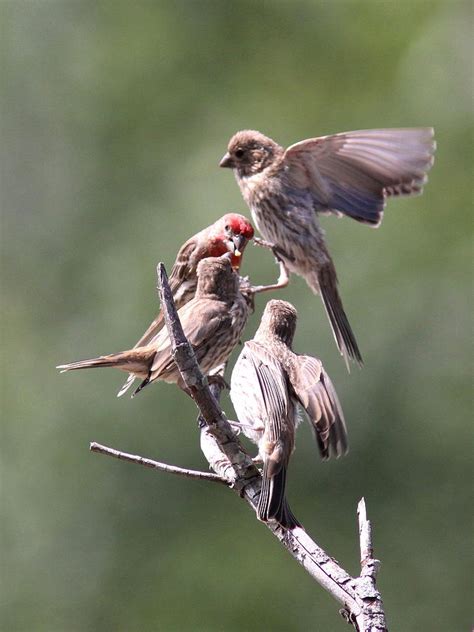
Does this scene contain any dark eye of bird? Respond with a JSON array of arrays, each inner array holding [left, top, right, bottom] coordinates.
[[225, 225, 230, 231], [234, 149, 244, 158]]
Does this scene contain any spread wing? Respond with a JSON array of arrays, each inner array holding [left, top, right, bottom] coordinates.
[[284, 128, 435, 227], [290, 355, 348, 459]]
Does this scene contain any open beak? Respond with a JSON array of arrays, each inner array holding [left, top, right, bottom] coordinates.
[[229, 234, 246, 259], [219, 152, 234, 168]]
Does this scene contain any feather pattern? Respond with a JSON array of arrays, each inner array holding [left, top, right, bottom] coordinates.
[[284, 128, 435, 226], [59, 256, 249, 397], [230, 301, 347, 528], [118, 214, 254, 396]]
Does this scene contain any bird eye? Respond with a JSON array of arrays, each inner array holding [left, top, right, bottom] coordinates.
[[234, 149, 245, 158], [225, 224, 230, 231]]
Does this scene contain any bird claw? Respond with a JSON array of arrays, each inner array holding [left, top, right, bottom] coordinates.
[[249, 260, 290, 294], [207, 374, 230, 391], [253, 237, 295, 263], [253, 236, 275, 250]]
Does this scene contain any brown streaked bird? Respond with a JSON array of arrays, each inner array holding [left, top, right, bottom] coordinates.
[[58, 255, 249, 396], [220, 128, 436, 367], [117, 213, 254, 397], [230, 299, 347, 530]]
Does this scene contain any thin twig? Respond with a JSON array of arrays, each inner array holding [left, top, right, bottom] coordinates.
[[90, 442, 228, 484]]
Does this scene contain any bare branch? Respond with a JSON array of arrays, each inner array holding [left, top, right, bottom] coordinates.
[[352, 498, 388, 631], [156, 262, 226, 424], [90, 442, 228, 484], [358, 497, 374, 566], [156, 262, 388, 629], [90, 262, 389, 630]]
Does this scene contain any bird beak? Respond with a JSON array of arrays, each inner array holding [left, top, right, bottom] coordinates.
[[219, 152, 234, 168], [230, 234, 246, 259]]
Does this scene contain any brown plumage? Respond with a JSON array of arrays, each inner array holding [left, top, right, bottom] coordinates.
[[230, 300, 347, 530], [220, 128, 436, 367], [117, 213, 254, 396], [58, 255, 249, 396]]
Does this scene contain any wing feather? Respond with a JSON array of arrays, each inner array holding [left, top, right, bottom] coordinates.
[[132, 238, 199, 349], [284, 128, 435, 226], [149, 298, 230, 378], [289, 355, 348, 459], [242, 341, 289, 441]]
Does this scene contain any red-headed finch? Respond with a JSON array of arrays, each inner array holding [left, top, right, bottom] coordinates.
[[230, 300, 347, 530], [58, 255, 248, 396], [118, 213, 254, 396], [220, 128, 436, 366]]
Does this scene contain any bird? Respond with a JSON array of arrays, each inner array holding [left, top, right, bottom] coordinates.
[[117, 213, 254, 396], [230, 299, 347, 530], [57, 255, 249, 396], [220, 127, 436, 367]]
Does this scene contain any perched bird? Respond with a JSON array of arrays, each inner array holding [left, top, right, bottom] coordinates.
[[118, 213, 254, 396], [230, 300, 347, 530], [58, 256, 249, 396], [220, 128, 436, 366]]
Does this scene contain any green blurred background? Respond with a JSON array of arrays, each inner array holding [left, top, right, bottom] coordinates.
[[2, 1, 472, 630]]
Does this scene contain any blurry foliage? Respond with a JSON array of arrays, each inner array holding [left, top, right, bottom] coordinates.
[[1, 1, 472, 631]]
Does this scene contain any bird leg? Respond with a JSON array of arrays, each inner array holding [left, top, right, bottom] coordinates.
[[253, 236, 295, 262], [250, 259, 290, 294], [250, 237, 291, 293], [226, 419, 263, 433]]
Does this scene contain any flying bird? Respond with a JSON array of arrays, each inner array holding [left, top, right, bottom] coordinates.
[[230, 299, 347, 529], [220, 128, 436, 366], [58, 256, 249, 396], [118, 213, 254, 396]]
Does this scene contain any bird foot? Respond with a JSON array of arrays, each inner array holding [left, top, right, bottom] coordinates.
[[227, 419, 259, 433], [250, 260, 290, 294], [207, 374, 230, 391], [253, 237, 295, 263]]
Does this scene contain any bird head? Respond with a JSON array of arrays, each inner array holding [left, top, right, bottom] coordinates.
[[257, 300, 297, 346], [219, 130, 282, 177], [196, 255, 239, 299], [208, 213, 254, 269]]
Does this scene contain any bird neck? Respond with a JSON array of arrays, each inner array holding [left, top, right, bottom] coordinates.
[[254, 330, 293, 351]]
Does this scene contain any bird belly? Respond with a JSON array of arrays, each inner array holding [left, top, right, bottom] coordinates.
[[249, 189, 329, 278]]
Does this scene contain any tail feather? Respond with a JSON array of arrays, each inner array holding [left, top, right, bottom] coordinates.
[[117, 373, 136, 398], [258, 462, 301, 530], [57, 348, 154, 377], [131, 377, 150, 398], [118, 312, 167, 398], [316, 264, 363, 368], [57, 355, 121, 372]]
